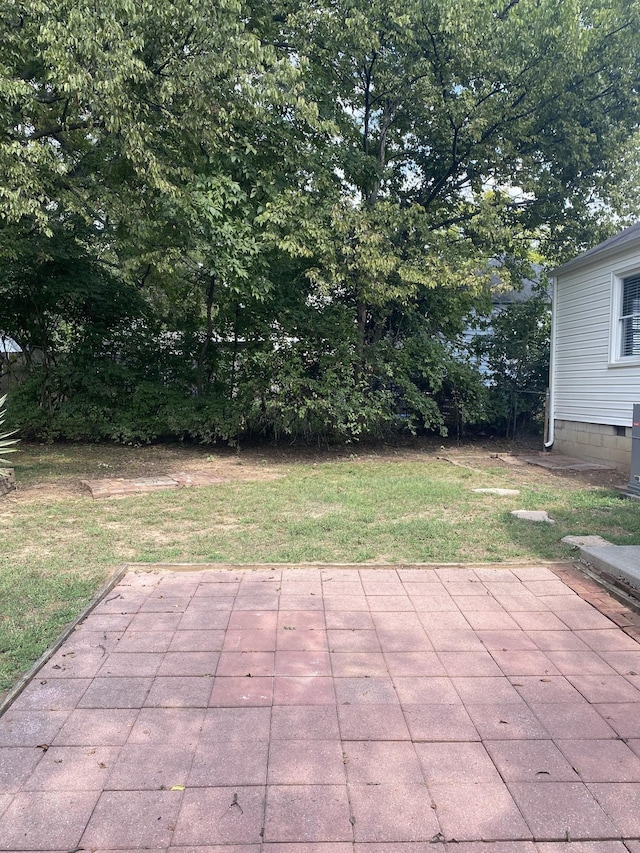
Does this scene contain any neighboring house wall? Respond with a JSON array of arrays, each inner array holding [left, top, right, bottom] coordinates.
[[550, 223, 640, 472], [0, 335, 23, 393], [464, 266, 548, 378]]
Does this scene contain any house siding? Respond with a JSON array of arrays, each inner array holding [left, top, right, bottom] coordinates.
[[554, 246, 640, 426], [552, 239, 640, 472]]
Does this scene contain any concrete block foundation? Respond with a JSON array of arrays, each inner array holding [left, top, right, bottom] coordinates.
[[553, 420, 631, 473]]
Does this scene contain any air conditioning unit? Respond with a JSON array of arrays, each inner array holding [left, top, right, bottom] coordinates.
[[626, 403, 640, 497]]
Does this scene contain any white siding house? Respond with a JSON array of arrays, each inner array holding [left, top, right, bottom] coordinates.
[[549, 222, 640, 471], [0, 335, 21, 355]]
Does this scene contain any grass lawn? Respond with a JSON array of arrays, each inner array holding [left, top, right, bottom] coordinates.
[[1, 440, 638, 692]]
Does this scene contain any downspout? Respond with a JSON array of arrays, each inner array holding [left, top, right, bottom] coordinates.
[[544, 275, 557, 449]]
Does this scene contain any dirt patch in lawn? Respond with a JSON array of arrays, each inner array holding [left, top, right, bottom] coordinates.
[[5, 436, 627, 503], [9, 443, 287, 502]]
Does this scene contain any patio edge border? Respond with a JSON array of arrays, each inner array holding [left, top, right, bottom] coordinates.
[[125, 559, 574, 572], [0, 563, 129, 718]]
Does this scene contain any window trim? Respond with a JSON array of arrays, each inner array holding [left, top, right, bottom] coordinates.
[[609, 266, 640, 366]]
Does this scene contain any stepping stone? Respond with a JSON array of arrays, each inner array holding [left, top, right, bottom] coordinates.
[[81, 476, 180, 499], [81, 471, 225, 498], [473, 488, 520, 496], [562, 535, 613, 548], [518, 453, 614, 471], [170, 472, 224, 487], [511, 509, 555, 524]]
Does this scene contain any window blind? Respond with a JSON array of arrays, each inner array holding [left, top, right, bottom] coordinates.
[[622, 274, 640, 356]]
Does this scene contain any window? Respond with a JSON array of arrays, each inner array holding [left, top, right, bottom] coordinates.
[[620, 273, 640, 357]]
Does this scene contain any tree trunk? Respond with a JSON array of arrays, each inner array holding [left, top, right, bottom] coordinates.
[[197, 274, 216, 390]]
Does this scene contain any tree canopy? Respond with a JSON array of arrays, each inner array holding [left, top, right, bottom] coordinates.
[[1, 0, 639, 443]]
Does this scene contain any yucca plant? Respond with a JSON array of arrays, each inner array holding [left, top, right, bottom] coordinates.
[[0, 393, 19, 467]]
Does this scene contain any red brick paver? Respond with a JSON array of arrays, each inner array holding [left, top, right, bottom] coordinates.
[[1, 561, 640, 850]]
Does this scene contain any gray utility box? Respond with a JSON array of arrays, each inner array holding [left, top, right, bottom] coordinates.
[[627, 403, 640, 497]]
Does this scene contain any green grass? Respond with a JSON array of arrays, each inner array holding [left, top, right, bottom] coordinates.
[[2, 443, 639, 690]]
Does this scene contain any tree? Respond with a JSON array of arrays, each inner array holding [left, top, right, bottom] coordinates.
[[471, 285, 552, 438], [0, 0, 315, 323], [254, 0, 640, 436], [283, 0, 640, 250], [2, 0, 640, 443], [0, 0, 322, 440]]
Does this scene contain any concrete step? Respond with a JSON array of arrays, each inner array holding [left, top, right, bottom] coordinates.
[[578, 544, 640, 595]]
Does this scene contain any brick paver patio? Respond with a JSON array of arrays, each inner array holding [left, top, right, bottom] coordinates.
[[1, 562, 640, 851]]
